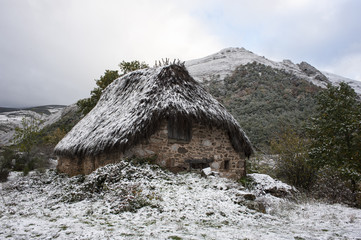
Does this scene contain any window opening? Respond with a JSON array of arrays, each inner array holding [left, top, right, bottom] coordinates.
[[167, 118, 192, 142], [224, 160, 230, 170]]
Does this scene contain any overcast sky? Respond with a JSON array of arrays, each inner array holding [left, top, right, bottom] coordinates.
[[1, 0, 360, 107]]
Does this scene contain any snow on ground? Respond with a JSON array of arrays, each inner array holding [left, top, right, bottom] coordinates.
[[1, 161, 360, 240]]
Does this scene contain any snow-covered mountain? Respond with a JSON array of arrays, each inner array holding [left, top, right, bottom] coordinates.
[[186, 47, 361, 94], [0, 105, 77, 146], [322, 71, 361, 94]]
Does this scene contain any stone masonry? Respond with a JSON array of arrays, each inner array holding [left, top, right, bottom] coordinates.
[[57, 121, 246, 180]]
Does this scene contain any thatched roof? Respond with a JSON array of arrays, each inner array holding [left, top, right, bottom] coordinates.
[[54, 65, 253, 157]]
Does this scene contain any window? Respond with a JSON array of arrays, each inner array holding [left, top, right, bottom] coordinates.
[[167, 118, 192, 142], [224, 160, 230, 170]]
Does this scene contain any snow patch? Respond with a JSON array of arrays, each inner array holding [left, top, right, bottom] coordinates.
[[1, 162, 360, 239], [322, 71, 361, 94]]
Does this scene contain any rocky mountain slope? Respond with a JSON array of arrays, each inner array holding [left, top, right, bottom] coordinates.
[[186, 47, 361, 94], [0, 105, 78, 146]]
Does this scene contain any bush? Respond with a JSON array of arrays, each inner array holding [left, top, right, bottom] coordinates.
[[271, 129, 316, 190], [1, 147, 50, 176], [0, 147, 16, 182], [247, 154, 275, 175], [311, 166, 357, 206], [0, 163, 9, 182]]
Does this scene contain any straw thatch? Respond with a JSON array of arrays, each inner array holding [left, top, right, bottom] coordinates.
[[54, 64, 253, 158]]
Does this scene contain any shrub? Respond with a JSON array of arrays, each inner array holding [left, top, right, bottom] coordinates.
[[271, 129, 316, 190], [9, 150, 49, 175], [311, 166, 357, 206], [0, 147, 16, 182], [128, 155, 158, 165], [0, 168, 9, 182], [247, 154, 275, 175]]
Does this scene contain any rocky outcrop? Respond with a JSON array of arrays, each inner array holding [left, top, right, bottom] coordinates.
[[297, 61, 329, 83]]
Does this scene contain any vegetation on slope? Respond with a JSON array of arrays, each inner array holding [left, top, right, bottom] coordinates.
[[203, 62, 321, 151]]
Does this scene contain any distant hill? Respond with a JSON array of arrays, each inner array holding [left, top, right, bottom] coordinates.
[[0, 107, 20, 113], [0, 104, 80, 147], [0, 105, 66, 114]]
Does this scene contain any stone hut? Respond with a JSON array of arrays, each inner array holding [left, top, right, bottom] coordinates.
[[54, 64, 253, 179]]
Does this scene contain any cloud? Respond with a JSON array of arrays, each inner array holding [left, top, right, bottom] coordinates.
[[189, 0, 361, 80], [1, 0, 360, 107], [324, 53, 361, 81], [0, 0, 222, 107]]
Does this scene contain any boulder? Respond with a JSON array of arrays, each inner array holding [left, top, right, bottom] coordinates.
[[247, 173, 298, 199], [201, 167, 212, 178]]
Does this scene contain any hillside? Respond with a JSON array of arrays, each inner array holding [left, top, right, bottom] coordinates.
[[0, 105, 64, 146], [186, 47, 361, 151], [0, 104, 81, 147], [203, 62, 320, 150]]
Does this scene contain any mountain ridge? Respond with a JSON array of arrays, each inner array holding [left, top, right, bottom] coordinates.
[[185, 47, 361, 94]]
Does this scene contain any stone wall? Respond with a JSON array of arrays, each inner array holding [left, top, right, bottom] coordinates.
[[57, 121, 246, 179]]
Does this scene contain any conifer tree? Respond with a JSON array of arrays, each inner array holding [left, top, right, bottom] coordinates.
[[308, 82, 361, 177]]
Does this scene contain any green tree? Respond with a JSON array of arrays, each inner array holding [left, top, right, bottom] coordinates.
[[77, 60, 149, 115], [45, 127, 67, 145], [77, 70, 120, 115], [11, 116, 46, 175], [308, 82, 361, 178], [119, 60, 148, 74], [12, 116, 44, 158]]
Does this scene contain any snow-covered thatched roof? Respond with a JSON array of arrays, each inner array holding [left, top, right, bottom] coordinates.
[[54, 64, 253, 157]]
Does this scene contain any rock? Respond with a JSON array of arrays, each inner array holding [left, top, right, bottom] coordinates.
[[264, 187, 288, 198], [247, 173, 298, 199], [210, 162, 220, 170], [243, 193, 256, 201], [201, 167, 212, 178], [297, 61, 328, 82], [177, 147, 188, 153], [244, 201, 266, 214], [202, 139, 212, 147]]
